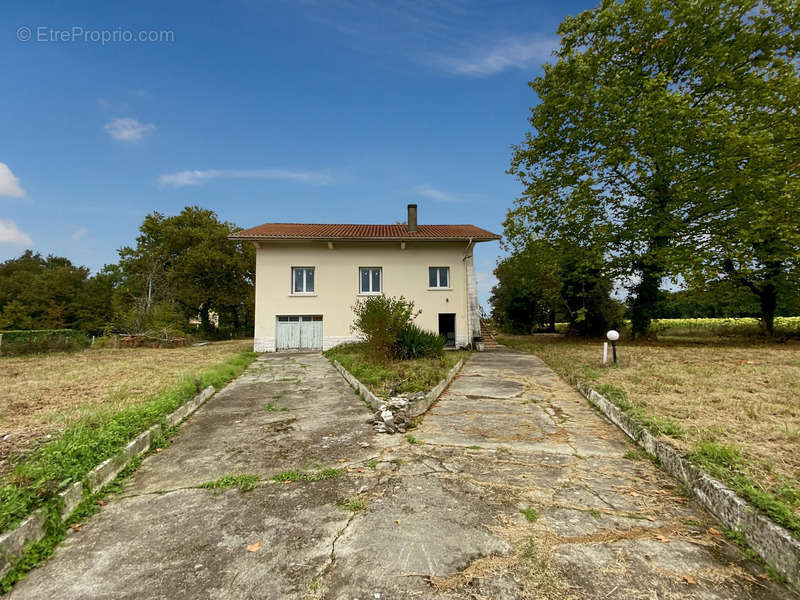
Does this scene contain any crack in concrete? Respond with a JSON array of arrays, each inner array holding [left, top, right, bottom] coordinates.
[[310, 511, 357, 597]]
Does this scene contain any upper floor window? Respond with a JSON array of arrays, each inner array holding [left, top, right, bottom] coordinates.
[[429, 266, 450, 289], [292, 267, 315, 294], [359, 267, 382, 294]]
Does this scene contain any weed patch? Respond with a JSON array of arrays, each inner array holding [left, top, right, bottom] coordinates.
[[199, 474, 260, 492], [342, 497, 365, 512], [520, 507, 539, 522], [623, 448, 647, 461], [272, 468, 344, 483]]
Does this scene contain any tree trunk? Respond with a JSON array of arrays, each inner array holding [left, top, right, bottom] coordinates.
[[631, 166, 670, 339], [759, 283, 777, 337], [548, 310, 556, 333], [631, 265, 662, 338], [722, 257, 782, 338], [231, 306, 240, 333], [200, 303, 211, 330]]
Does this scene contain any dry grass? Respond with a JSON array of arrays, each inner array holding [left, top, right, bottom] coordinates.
[[499, 334, 800, 533], [0, 340, 252, 471]]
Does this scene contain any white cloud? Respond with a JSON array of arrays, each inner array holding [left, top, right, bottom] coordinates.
[[158, 168, 335, 187], [414, 184, 465, 204], [0, 219, 33, 245], [0, 162, 25, 197], [104, 117, 156, 142], [432, 36, 557, 76], [71, 227, 88, 241]]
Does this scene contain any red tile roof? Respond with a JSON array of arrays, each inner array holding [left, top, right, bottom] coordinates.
[[229, 223, 500, 242]]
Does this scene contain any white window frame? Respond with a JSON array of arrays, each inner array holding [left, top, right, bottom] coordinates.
[[358, 267, 383, 295], [291, 267, 316, 295], [428, 266, 451, 290]]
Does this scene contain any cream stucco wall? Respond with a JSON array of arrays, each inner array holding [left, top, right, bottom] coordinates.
[[252, 240, 477, 352]]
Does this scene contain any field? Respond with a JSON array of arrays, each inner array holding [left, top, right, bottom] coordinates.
[[0, 340, 253, 474], [499, 332, 800, 538], [552, 316, 800, 338]]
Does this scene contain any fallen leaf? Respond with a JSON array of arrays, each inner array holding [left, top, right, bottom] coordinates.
[[673, 497, 687, 504], [395, 519, 401, 525], [708, 527, 721, 536], [69, 523, 83, 531], [683, 575, 697, 585], [654, 534, 670, 543], [247, 542, 261, 552], [155, 448, 163, 453], [387, 448, 393, 453], [96, 499, 108, 506], [358, 467, 365, 473]]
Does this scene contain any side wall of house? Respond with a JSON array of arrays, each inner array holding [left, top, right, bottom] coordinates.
[[253, 240, 473, 351]]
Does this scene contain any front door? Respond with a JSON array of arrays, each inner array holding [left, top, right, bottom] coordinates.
[[438, 313, 456, 348], [276, 315, 323, 350]]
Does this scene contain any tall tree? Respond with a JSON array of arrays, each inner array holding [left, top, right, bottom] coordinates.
[[0, 251, 92, 330], [490, 238, 622, 336], [490, 239, 561, 333], [117, 206, 255, 335], [506, 0, 799, 337]]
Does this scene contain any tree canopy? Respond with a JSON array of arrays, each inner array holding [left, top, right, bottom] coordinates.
[[0, 251, 112, 333], [0, 206, 255, 339], [506, 0, 799, 336], [116, 206, 255, 335]]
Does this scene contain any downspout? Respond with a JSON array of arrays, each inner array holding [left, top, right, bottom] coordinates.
[[462, 238, 478, 348]]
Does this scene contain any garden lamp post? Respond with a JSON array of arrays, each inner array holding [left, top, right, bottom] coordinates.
[[606, 330, 619, 364]]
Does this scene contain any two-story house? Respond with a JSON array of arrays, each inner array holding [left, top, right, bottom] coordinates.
[[229, 204, 500, 352]]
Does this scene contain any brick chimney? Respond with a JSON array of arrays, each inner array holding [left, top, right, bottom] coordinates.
[[407, 204, 418, 233]]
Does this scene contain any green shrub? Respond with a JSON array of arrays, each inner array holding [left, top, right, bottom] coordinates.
[[351, 296, 418, 361], [393, 324, 445, 359]]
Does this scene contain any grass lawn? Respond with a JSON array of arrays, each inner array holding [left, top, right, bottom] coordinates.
[[324, 342, 468, 398], [499, 333, 800, 538]]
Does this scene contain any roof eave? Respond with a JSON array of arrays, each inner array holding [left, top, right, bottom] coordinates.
[[228, 235, 500, 242]]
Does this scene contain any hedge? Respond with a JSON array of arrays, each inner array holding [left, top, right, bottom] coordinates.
[[0, 329, 91, 356]]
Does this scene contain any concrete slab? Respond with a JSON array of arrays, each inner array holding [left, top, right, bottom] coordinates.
[[6, 349, 792, 599]]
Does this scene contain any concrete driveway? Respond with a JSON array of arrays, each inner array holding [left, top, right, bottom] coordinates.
[[8, 350, 788, 599]]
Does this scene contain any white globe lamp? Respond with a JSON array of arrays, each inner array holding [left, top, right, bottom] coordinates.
[[606, 330, 619, 363]]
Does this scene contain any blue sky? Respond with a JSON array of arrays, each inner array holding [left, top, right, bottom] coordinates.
[[2, 0, 596, 306]]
